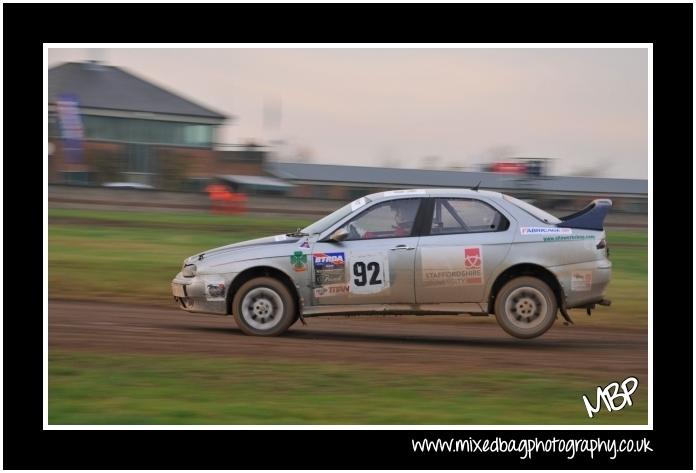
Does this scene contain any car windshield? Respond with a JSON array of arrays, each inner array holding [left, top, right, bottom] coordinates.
[[301, 196, 372, 235], [503, 195, 561, 224]]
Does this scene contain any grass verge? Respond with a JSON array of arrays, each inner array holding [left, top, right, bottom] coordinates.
[[49, 351, 647, 425]]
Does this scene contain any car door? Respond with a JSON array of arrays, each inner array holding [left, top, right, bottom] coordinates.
[[311, 198, 424, 305], [415, 197, 514, 303]]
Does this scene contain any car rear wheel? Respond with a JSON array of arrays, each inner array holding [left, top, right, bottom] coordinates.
[[232, 277, 297, 336], [494, 276, 557, 339]]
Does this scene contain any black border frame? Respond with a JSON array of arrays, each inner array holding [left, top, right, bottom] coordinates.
[[4, 2, 692, 470]]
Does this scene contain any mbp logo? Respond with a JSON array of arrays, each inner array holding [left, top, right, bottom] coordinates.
[[582, 376, 639, 418]]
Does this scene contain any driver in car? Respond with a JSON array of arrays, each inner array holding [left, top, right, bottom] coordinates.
[[391, 202, 417, 237]]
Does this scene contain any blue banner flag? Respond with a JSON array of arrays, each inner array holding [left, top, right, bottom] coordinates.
[[56, 94, 84, 164]]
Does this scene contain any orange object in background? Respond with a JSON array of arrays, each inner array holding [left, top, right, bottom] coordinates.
[[490, 162, 528, 174], [205, 184, 248, 215]]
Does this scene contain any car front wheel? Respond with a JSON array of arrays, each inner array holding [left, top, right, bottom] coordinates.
[[232, 277, 297, 336], [494, 276, 557, 339]]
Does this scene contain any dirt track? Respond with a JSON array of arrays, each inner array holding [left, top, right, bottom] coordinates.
[[49, 300, 647, 377]]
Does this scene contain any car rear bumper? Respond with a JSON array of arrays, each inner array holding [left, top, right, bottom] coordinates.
[[548, 259, 612, 309]]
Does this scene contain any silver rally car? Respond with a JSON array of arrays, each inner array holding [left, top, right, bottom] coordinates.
[[171, 188, 612, 339]]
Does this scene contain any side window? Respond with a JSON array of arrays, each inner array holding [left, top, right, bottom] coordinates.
[[431, 199, 508, 234], [344, 199, 421, 240]]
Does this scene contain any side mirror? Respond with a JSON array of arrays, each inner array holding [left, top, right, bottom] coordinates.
[[328, 227, 349, 242]]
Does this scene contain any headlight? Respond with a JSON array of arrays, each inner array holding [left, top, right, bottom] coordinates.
[[182, 264, 197, 277]]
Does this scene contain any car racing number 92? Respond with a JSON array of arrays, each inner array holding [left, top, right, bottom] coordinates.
[[352, 261, 382, 286], [349, 253, 389, 294]]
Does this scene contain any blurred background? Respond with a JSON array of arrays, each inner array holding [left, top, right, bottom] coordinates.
[[47, 48, 648, 426]]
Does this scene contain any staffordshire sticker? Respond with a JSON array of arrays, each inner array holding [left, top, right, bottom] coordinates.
[[421, 246, 484, 287]]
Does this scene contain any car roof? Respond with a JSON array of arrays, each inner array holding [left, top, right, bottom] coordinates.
[[364, 188, 504, 201]]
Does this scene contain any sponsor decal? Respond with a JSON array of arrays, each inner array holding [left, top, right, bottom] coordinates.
[[274, 234, 288, 242], [543, 234, 595, 242], [463, 246, 484, 285], [383, 189, 426, 197], [349, 252, 390, 294], [299, 239, 310, 248], [520, 227, 572, 236], [314, 283, 350, 298], [203, 277, 226, 301], [350, 197, 367, 211], [421, 246, 484, 287], [290, 251, 308, 272], [571, 271, 593, 291], [313, 252, 346, 286]]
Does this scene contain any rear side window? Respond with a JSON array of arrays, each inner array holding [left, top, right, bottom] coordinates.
[[503, 195, 561, 224], [431, 198, 509, 235]]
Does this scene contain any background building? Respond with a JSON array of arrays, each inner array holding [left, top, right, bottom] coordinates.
[[48, 60, 229, 187]]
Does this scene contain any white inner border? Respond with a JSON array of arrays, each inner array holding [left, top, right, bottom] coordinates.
[[43, 42, 652, 431]]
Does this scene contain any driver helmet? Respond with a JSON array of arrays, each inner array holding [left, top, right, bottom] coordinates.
[[393, 203, 418, 227]]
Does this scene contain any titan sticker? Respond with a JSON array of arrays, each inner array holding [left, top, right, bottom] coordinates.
[[314, 283, 350, 298]]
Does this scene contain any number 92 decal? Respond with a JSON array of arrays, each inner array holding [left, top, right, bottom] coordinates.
[[349, 253, 389, 294]]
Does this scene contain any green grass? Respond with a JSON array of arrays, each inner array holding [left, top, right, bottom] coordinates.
[[49, 207, 314, 231], [48, 209, 647, 325], [49, 351, 647, 425]]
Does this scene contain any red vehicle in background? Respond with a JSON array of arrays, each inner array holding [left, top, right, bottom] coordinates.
[[489, 162, 528, 174], [487, 158, 549, 177]]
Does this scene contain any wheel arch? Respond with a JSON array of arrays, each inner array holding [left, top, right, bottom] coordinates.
[[226, 266, 301, 317], [488, 263, 565, 314]]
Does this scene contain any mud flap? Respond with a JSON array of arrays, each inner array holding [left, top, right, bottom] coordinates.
[[559, 306, 574, 326]]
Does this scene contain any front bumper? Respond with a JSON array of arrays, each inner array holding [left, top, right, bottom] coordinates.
[[171, 272, 232, 315]]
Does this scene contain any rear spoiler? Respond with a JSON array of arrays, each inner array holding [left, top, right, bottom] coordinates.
[[557, 199, 612, 231]]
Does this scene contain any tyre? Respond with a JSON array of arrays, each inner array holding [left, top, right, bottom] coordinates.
[[494, 276, 558, 339], [232, 277, 297, 336]]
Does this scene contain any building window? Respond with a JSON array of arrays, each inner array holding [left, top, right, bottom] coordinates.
[[81, 116, 213, 148], [61, 171, 90, 185]]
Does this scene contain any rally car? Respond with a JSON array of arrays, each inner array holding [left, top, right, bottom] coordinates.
[[171, 188, 612, 339]]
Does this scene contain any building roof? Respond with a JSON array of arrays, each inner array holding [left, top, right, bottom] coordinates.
[[266, 162, 648, 197], [48, 61, 227, 120], [218, 174, 295, 190]]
